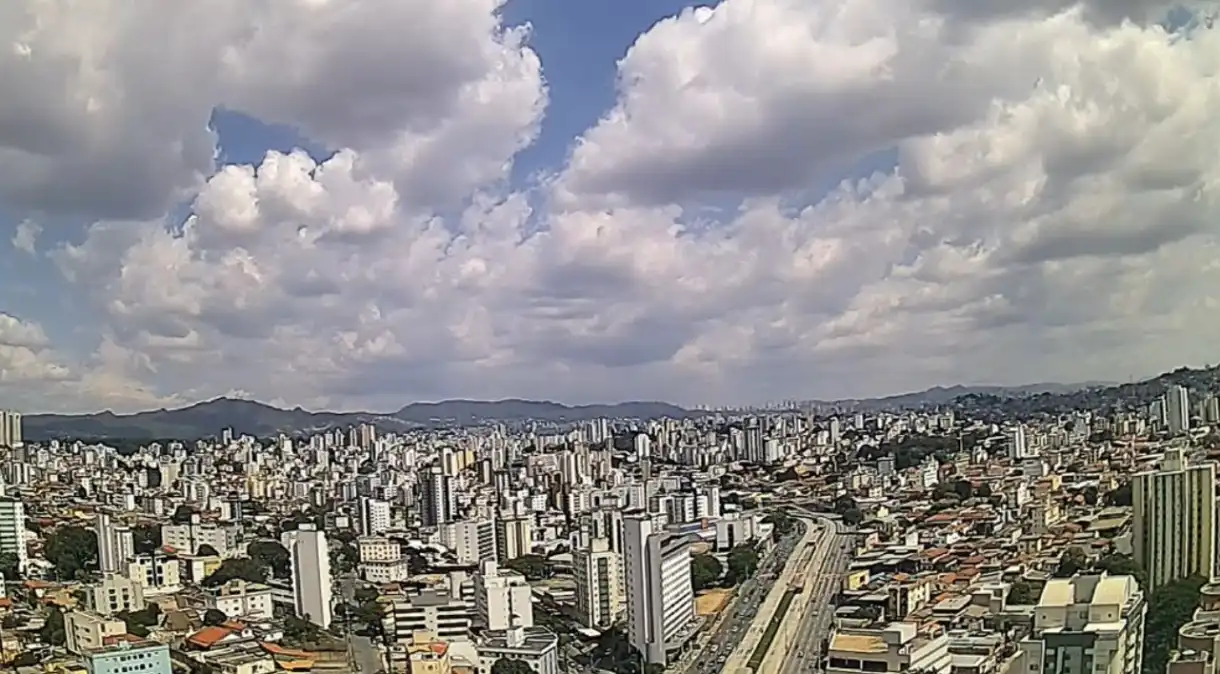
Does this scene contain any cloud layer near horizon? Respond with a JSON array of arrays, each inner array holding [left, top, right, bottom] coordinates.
[[4, 0, 1220, 413]]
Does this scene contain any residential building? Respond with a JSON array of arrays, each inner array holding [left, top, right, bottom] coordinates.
[[623, 513, 694, 666], [474, 559, 533, 632], [824, 623, 950, 674], [1132, 448, 1216, 590], [360, 497, 392, 536], [287, 524, 333, 628], [161, 515, 236, 556], [86, 573, 145, 617], [82, 639, 172, 674], [573, 537, 623, 629], [495, 515, 532, 561], [1018, 574, 1146, 674], [127, 553, 182, 594], [0, 411, 20, 448], [476, 626, 559, 674], [65, 611, 126, 655], [206, 579, 275, 620], [440, 518, 497, 565], [96, 511, 134, 574], [383, 590, 473, 646], [0, 496, 25, 576], [419, 467, 456, 528]]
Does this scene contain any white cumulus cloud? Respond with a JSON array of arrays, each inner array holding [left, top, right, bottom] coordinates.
[[4, 0, 1220, 411]]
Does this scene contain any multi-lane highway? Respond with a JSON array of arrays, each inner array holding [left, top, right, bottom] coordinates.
[[780, 516, 853, 674], [677, 519, 809, 674]]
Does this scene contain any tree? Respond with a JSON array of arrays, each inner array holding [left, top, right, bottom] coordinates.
[[1007, 580, 1038, 605], [1094, 554, 1146, 589], [203, 609, 229, 626], [41, 607, 65, 646], [762, 511, 796, 541], [725, 545, 760, 586], [1143, 575, 1206, 673], [1107, 482, 1133, 507], [491, 658, 535, 674], [202, 557, 267, 587], [832, 495, 857, 515], [952, 480, 973, 500], [1054, 547, 1088, 578], [504, 554, 550, 581], [248, 540, 291, 578], [197, 544, 220, 557], [0, 551, 19, 580], [45, 525, 98, 580], [132, 525, 162, 555], [282, 614, 324, 648], [842, 508, 864, 527], [691, 554, 723, 591]]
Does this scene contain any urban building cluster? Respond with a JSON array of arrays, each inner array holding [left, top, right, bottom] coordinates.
[[2, 375, 1220, 674], [0, 411, 785, 674]]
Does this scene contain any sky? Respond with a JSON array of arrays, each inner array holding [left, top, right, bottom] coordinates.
[[1, 0, 1219, 414]]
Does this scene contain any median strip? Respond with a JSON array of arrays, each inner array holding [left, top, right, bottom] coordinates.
[[744, 588, 798, 671]]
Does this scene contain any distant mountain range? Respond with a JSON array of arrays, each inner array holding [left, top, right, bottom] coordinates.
[[818, 381, 1115, 411], [18, 379, 1123, 441], [22, 398, 694, 441]]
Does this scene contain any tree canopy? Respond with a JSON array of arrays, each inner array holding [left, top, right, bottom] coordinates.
[[504, 554, 550, 581], [724, 545, 760, 586], [248, 540, 291, 578], [41, 608, 66, 646], [132, 525, 162, 555], [1143, 575, 1205, 674], [202, 557, 267, 587], [1006, 580, 1039, 605], [491, 658, 535, 674], [1107, 482, 1133, 507], [691, 554, 723, 591], [1053, 547, 1088, 578], [1093, 553, 1146, 589], [45, 525, 98, 580], [203, 609, 229, 626]]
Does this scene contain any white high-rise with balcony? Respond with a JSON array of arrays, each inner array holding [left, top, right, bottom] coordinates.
[[287, 525, 332, 628]]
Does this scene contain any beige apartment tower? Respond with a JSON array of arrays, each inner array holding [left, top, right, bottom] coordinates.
[[1133, 448, 1216, 591]]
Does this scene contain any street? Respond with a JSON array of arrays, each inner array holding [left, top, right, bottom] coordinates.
[[780, 516, 852, 674], [677, 522, 806, 674]]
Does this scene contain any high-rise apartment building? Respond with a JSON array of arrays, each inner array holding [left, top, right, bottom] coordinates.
[[1019, 574, 1145, 674], [359, 497, 392, 536], [287, 525, 333, 628], [1133, 448, 1216, 590], [1166, 385, 1191, 436], [418, 467, 456, 528], [495, 515, 532, 561], [0, 496, 26, 576], [474, 559, 533, 632], [623, 513, 694, 666], [97, 512, 135, 574], [1008, 424, 1035, 460], [573, 537, 623, 629], [0, 411, 20, 448], [439, 519, 497, 565]]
